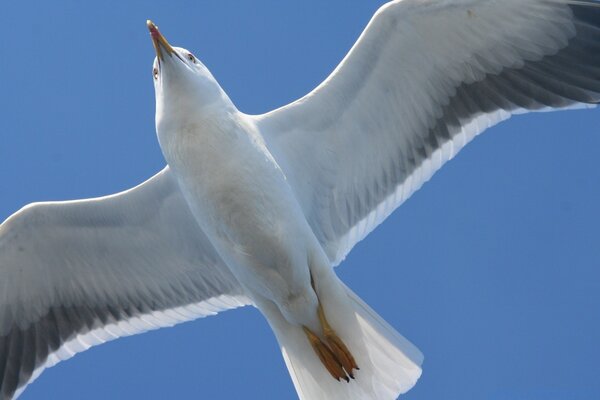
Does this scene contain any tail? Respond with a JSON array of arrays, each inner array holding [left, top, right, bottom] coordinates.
[[265, 280, 423, 400]]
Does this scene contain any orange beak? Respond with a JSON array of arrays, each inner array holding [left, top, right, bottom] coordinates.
[[147, 20, 182, 63]]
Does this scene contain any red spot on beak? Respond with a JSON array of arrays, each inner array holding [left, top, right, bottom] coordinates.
[[149, 26, 160, 38], [147, 20, 161, 38]]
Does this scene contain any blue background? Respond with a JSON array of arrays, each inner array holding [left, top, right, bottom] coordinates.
[[1, 1, 599, 399]]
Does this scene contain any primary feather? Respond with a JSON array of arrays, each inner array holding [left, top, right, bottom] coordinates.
[[255, 0, 600, 265], [0, 169, 249, 399]]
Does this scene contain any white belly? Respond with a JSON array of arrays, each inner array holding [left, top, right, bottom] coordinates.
[[159, 114, 320, 318]]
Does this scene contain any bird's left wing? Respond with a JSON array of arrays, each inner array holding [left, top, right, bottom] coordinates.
[[0, 167, 250, 399], [253, 0, 600, 266]]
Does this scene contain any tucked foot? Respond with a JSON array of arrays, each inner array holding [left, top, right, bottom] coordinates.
[[324, 329, 359, 379], [303, 326, 350, 382], [317, 301, 359, 379], [303, 273, 359, 382]]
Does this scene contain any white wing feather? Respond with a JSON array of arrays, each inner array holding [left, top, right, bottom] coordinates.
[[254, 0, 600, 265], [0, 167, 250, 399]]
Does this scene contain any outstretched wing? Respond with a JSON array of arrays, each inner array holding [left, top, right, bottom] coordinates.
[[254, 0, 600, 265], [0, 167, 250, 399]]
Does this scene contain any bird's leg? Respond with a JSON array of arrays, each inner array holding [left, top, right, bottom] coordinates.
[[303, 326, 349, 382], [302, 274, 359, 382], [317, 300, 359, 378]]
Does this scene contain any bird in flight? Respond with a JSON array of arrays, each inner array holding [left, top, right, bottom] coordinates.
[[1, 1, 599, 399]]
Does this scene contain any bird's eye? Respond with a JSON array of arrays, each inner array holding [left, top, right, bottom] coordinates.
[[153, 67, 159, 80], [187, 53, 196, 63]]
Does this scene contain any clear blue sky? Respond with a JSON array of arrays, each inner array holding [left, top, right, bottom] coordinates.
[[1, 1, 599, 399]]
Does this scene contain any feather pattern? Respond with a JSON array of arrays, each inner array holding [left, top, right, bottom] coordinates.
[[255, 0, 600, 265], [0, 168, 250, 399]]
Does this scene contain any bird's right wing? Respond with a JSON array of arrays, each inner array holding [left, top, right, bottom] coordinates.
[[255, 0, 600, 266], [0, 167, 250, 399]]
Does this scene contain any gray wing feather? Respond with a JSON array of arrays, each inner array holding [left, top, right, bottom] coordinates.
[[0, 167, 250, 399], [255, 0, 600, 265]]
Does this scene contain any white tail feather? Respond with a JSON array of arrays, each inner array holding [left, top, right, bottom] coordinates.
[[265, 280, 423, 399]]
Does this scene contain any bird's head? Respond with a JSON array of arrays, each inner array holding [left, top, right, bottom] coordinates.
[[147, 20, 232, 130]]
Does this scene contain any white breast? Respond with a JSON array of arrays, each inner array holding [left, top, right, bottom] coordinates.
[[158, 109, 315, 302]]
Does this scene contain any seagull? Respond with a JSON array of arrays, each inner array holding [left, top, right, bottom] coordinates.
[[1, 1, 600, 399]]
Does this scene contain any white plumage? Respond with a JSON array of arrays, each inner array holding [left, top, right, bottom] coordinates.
[[1, 1, 599, 399]]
